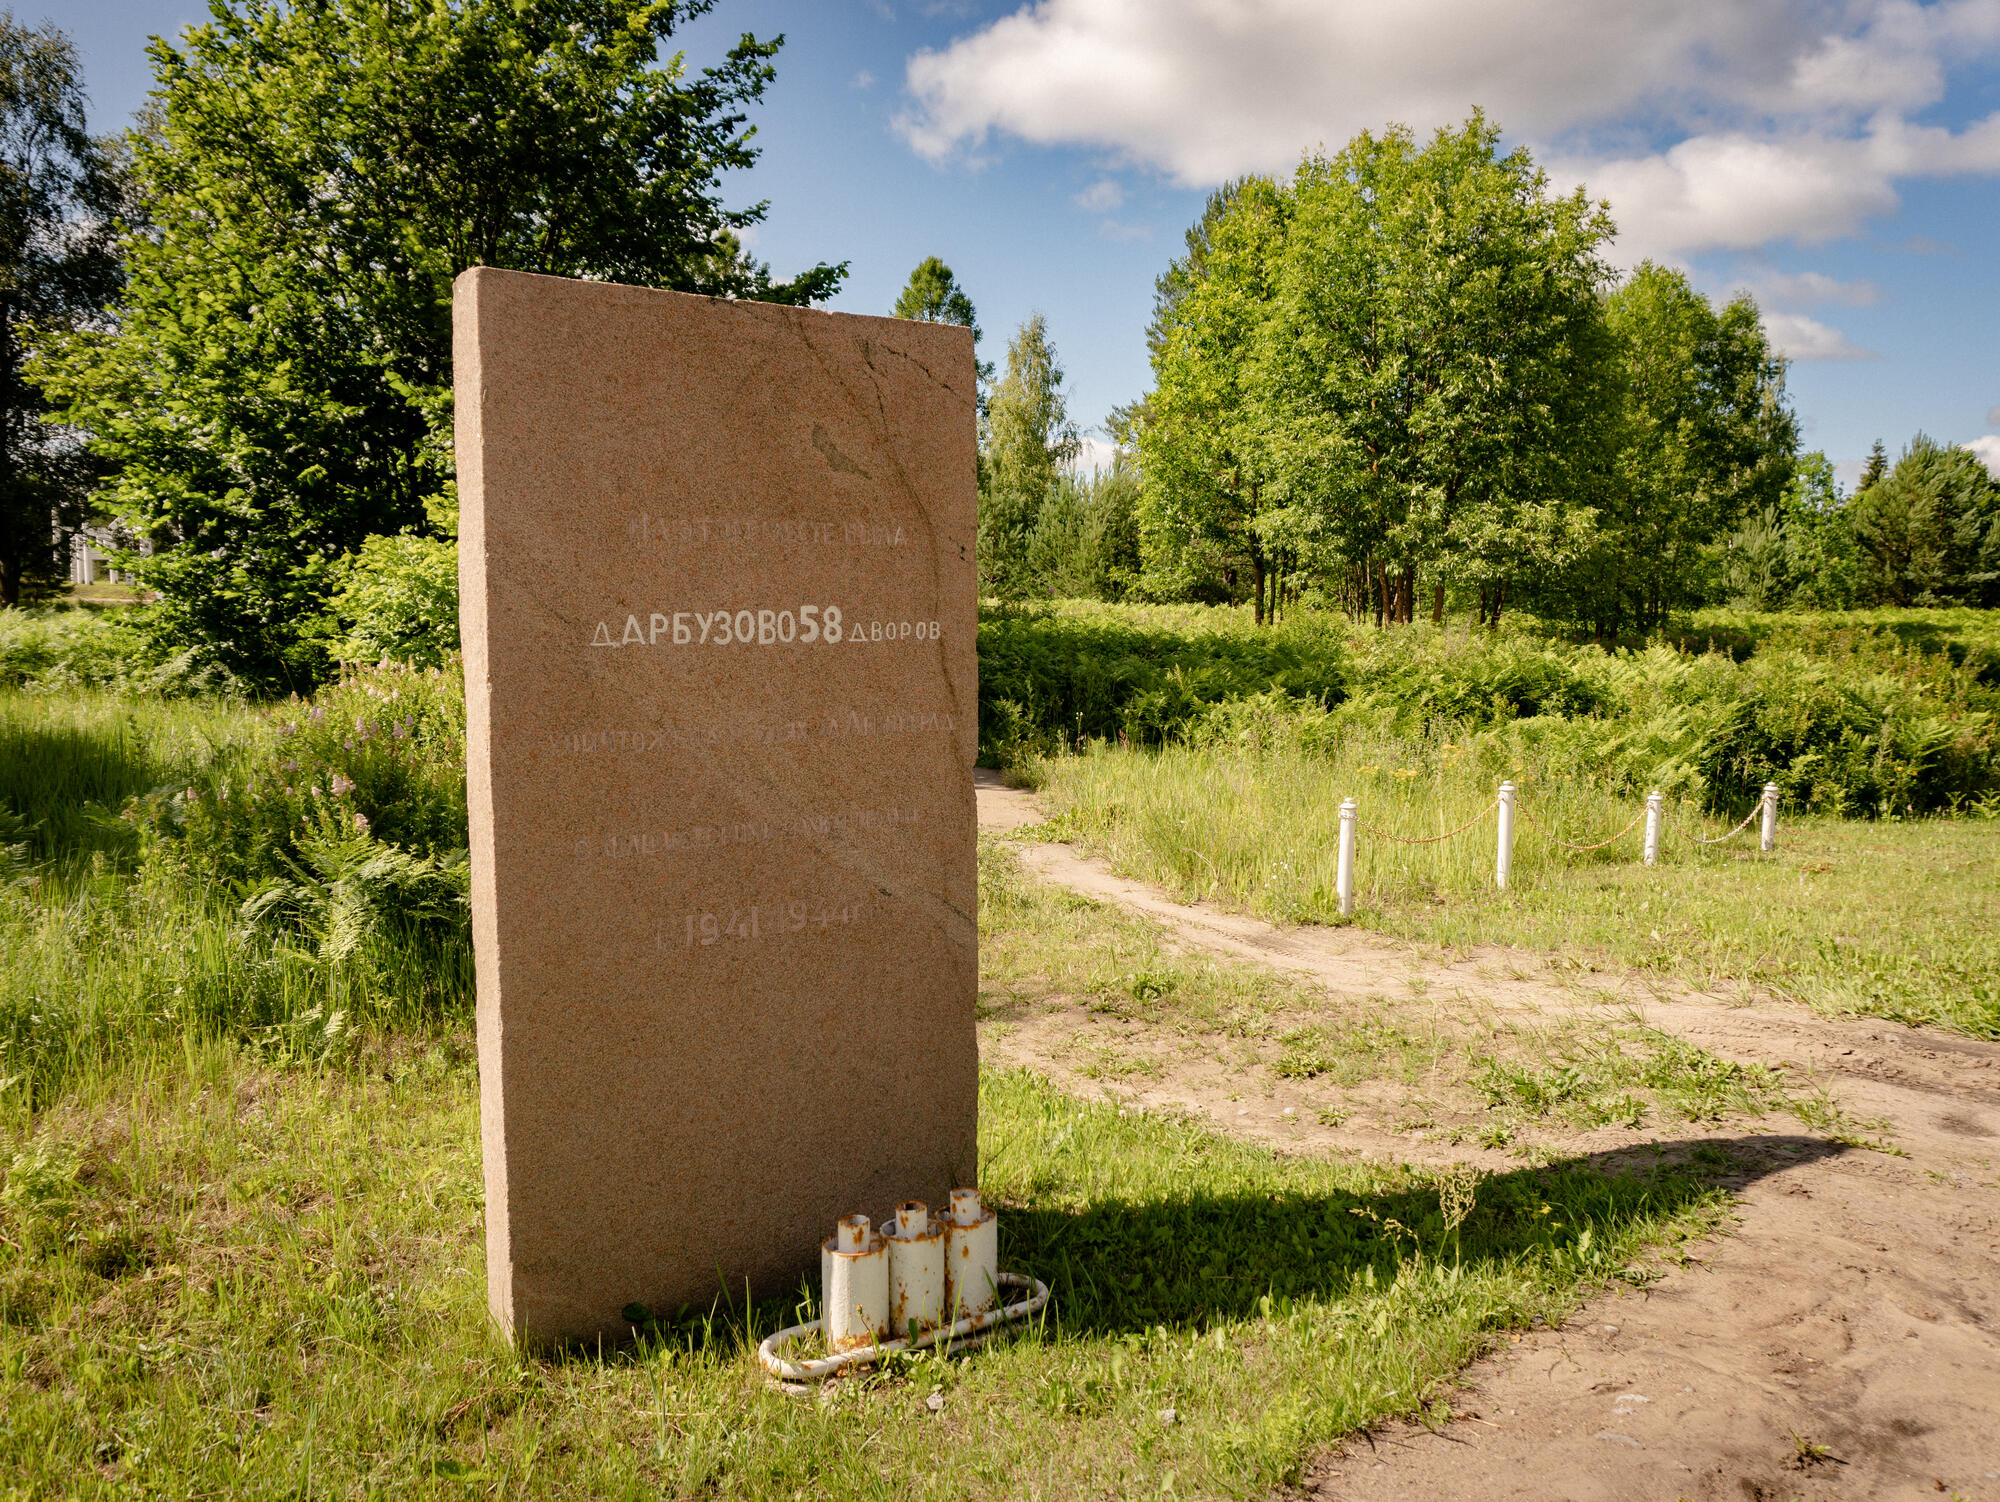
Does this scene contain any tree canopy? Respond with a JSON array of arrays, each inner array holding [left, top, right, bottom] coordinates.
[[1122, 115, 1807, 631], [1850, 434, 1999, 606], [0, 14, 122, 606], [1138, 176, 1291, 618], [1554, 262, 1796, 634], [891, 255, 991, 390], [35, 0, 843, 685], [979, 312, 1078, 596]]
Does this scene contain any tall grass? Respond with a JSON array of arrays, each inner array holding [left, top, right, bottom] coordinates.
[[1038, 738, 2000, 1037], [0, 692, 257, 865], [0, 678, 470, 1103], [1039, 732, 1773, 917]]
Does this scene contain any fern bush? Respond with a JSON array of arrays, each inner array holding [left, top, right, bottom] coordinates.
[[1008, 601, 1999, 815]]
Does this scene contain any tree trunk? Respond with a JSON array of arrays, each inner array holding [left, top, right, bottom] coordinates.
[[0, 296, 17, 609], [1251, 552, 1266, 626], [1490, 580, 1507, 631], [1373, 559, 1388, 628], [1431, 581, 1444, 626]]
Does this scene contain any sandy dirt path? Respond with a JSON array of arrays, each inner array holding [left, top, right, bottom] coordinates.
[[976, 772, 2000, 1502]]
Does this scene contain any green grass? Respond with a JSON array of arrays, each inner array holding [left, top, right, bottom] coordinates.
[[0, 636, 1935, 1495], [0, 691, 259, 866], [0, 1045, 1732, 1500], [0, 688, 470, 1106], [1036, 740, 2000, 1038]]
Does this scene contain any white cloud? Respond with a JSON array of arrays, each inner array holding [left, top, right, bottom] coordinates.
[[1966, 434, 2000, 477], [1072, 433, 1122, 475], [899, 0, 2000, 258], [1731, 269, 1880, 307], [1986, 402, 2000, 425], [1761, 312, 1877, 361], [853, 69, 877, 90], [1073, 177, 1125, 212]]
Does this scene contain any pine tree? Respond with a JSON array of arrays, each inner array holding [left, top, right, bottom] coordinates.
[[891, 257, 991, 387], [1858, 439, 1888, 493]]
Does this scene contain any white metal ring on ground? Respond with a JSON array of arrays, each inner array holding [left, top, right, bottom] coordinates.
[[756, 1271, 1050, 1383]]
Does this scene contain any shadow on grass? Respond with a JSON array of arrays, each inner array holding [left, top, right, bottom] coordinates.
[[0, 715, 159, 863], [607, 1134, 1843, 1363], [1006, 1134, 1841, 1338]]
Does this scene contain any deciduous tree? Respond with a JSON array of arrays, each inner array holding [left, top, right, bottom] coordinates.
[[980, 312, 1077, 595], [1137, 176, 1292, 619], [1558, 264, 1797, 635], [0, 15, 121, 607], [1258, 115, 1615, 628], [35, 0, 842, 684]]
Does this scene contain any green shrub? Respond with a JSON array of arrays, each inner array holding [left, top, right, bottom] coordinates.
[[0, 606, 246, 697], [137, 659, 469, 889], [0, 666, 471, 1097], [976, 606, 1345, 764], [997, 601, 2000, 815], [324, 533, 460, 669], [1346, 630, 1608, 727]]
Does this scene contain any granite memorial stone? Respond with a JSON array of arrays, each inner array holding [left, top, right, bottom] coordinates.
[[454, 268, 978, 1346]]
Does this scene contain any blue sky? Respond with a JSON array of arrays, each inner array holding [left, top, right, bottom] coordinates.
[[49, 0, 2000, 485]]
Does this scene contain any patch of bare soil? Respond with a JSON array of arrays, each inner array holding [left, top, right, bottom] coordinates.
[[975, 772, 2000, 1501]]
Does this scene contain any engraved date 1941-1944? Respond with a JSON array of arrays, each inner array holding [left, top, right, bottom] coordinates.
[[665, 898, 867, 951]]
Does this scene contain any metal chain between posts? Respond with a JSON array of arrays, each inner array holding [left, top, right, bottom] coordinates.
[[1336, 782, 1775, 923], [1513, 800, 1649, 853], [1353, 800, 1497, 844]]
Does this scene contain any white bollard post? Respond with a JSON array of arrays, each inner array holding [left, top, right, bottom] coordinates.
[[1337, 798, 1356, 918], [1760, 782, 1779, 853], [1495, 780, 1516, 890], [1643, 790, 1663, 867]]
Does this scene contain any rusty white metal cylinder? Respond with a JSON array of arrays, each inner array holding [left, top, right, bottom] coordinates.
[[1761, 782, 1779, 853], [1495, 781, 1516, 890], [885, 1200, 946, 1337], [1643, 790, 1663, 867], [821, 1214, 889, 1351], [943, 1187, 999, 1319]]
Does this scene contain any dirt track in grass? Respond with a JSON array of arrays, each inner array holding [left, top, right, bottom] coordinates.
[[976, 771, 2000, 1502]]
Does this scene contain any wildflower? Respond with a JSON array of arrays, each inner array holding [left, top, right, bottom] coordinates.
[[283, 758, 299, 772], [354, 812, 371, 835], [277, 722, 296, 737], [310, 706, 325, 722], [330, 773, 356, 796], [184, 787, 198, 802]]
